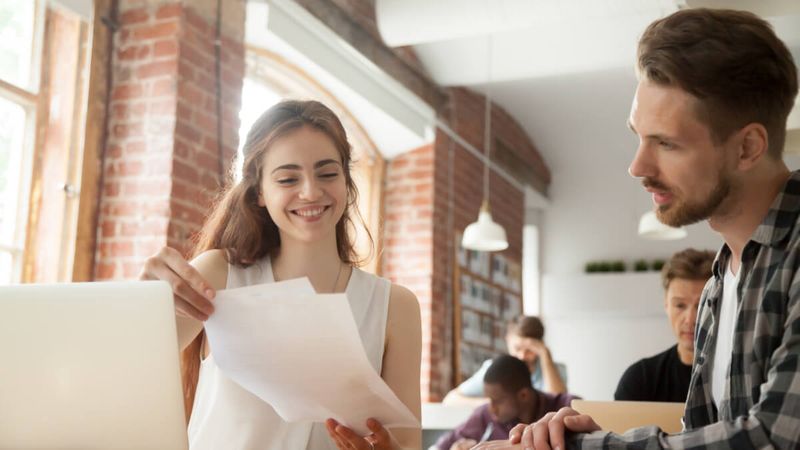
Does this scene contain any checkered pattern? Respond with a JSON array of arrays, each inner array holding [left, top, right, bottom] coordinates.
[[572, 171, 800, 449]]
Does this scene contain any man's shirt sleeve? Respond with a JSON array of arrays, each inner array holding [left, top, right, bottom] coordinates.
[[570, 277, 800, 449]]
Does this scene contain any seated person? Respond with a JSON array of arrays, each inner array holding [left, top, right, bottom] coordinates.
[[444, 316, 567, 405], [435, 354, 578, 450], [614, 248, 715, 402]]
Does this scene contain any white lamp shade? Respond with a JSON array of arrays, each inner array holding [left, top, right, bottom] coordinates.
[[462, 209, 509, 251], [638, 210, 687, 240]]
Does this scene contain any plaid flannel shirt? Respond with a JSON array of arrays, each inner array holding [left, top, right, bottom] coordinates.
[[572, 170, 800, 449]]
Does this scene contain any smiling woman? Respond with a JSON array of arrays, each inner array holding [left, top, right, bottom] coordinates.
[[242, 46, 387, 274], [140, 100, 422, 450], [261, 131, 349, 246]]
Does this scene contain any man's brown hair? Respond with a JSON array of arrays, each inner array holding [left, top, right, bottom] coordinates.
[[507, 315, 545, 341], [661, 248, 716, 290], [637, 8, 798, 158]]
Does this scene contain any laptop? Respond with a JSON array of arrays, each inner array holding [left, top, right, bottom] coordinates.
[[0, 281, 188, 449], [571, 400, 685, 434]]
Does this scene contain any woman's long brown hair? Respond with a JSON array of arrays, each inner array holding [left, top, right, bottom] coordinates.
[[180, 100, 372, 419]]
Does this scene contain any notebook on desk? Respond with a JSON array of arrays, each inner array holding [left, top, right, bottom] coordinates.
[[571, 400, 685, 434], [0, 281, 188, 449]]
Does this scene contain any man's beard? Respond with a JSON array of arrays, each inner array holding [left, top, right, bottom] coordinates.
[[644, 171, 732, 227]]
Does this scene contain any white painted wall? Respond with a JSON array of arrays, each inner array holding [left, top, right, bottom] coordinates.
[[522, 207, 541, 316], [543, 272, 674, 400]]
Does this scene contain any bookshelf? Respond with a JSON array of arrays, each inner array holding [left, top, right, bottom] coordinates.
[[452, 232, 523, 384]]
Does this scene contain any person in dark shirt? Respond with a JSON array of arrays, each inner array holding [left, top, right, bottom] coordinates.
[[615, 248, 715, 402], [436, 354, 578, 450]]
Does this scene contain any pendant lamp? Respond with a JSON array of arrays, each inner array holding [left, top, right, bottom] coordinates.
[[462, 37, 508, 252]]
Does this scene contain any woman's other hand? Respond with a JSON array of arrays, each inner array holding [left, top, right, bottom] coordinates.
[[326, 418, 393, 450]]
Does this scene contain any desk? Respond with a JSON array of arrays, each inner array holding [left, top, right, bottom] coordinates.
[[421, 403, 477, 449]]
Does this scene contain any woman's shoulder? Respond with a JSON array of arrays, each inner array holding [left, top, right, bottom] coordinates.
[[388, 283, 419, 308], [385, 283, 421, 325]]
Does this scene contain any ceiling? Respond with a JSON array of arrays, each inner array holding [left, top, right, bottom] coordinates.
[[375, 0, 800, 157]]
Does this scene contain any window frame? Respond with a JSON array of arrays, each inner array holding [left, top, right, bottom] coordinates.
[[0, 0, 45, 284]]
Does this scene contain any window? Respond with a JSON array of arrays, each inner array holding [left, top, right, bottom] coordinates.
[[0, 0, 90, 284], [0, 0, 42, 284], [0, 0, 38, 89], [237, 78, 281, 178]]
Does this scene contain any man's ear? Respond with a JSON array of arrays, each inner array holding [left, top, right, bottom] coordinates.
[[517, 387, 532, 403], [735, 123, 769, 171]]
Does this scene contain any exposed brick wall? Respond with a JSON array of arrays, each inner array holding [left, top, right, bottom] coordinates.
[[168, 4, 243, 255], [383, 90, 537, 401], [382, 144, 435, 397], [432, 91, 529, 400], [95, 0, 244, 280], [449, 87, 551, 192]]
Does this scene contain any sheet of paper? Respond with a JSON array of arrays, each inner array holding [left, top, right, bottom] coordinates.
[[204, 278, 420, 436]]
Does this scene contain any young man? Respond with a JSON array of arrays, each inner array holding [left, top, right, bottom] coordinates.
[[444, 316, 567, 406], [476, 7, 799, 450], [435, 355, 577, 450], [615, 248, 715, 402]]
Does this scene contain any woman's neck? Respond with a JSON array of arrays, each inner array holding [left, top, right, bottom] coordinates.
[[271, 234, 348, 293]]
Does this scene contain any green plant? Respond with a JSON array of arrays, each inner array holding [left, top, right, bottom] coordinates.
[[611, 261, 626, 272], [633, 259, 649, 271], [652, 259, 666, 271], [585, 262, 598, 273]]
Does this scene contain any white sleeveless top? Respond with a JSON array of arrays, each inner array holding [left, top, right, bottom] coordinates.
[[187, 257, 391, 450]]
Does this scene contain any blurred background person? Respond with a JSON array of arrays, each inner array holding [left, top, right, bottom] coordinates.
[[615, 248, 715, 402], [435, 355, 578, 450], [444, 316, 568, 406]]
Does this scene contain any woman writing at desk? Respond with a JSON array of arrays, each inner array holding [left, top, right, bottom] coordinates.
[[140, 100, 422, 450]]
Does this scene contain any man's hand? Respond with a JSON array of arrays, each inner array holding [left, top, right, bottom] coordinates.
[[449, 438, 477, 450], [509, 407, 601, 450], [469, 442, 521, 449]]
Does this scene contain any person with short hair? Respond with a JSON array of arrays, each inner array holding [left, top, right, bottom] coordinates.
[[435, 355, 578, 450], [615, 248, 715, 402], [476, 7, 800, 449], [443, 316, 567, 405]]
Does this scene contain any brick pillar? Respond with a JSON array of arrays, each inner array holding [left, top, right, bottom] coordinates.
[[382, 144, 437, 401], [383, 89, 543, 402], [95, 0, 244, 280]]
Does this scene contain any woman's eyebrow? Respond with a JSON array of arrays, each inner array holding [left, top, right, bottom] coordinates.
[[271, 159, 340, 174], [314, 159, 340, 169]]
